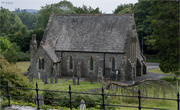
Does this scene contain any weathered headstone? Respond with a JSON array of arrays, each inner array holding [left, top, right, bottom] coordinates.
[[51, 77, 53, 84], [79, 99, 86, 110], [77, 76, 80, 85], [38, 72, 41, 80], [44, 75, 49, 84], [55, 76, 58, 83], [35, 94, 44, 107], [42, 75, 45, 82], [115, 71, 118, 82], [72, 75, 76, 85], [29, 74, 33, 82], [90, 75, 93, 84]]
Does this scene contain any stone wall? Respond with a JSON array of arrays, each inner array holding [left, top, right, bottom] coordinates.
[[56, 52, 124, 79], [30, 46, 52, 78]]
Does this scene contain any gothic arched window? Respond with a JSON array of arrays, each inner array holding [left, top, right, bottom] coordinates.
[[90, 57, 93, 70], [39, 59, 41, 69], [42, 59, 44, 70]]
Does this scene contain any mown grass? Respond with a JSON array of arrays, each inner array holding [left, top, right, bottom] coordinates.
[[33, 78, 102, 93], [148, 68, 174, 75], [15, 61, 30, 73]]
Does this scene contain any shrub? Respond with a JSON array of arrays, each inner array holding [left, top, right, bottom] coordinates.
[[0, 54, 35, 102], [42, 90, 108, 109], [16, 51, 30, 61]]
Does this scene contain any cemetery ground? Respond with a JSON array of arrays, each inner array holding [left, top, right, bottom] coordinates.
[[2, 61, 178, 109]]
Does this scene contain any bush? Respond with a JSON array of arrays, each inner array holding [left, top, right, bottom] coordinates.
[[0, 54, 35, 102], [42, 90, 107, 109], [17, 51, 30, 61]]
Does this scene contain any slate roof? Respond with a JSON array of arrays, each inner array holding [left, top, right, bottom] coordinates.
[[42, 44, 60, 63], [43, 14, 132, 53]]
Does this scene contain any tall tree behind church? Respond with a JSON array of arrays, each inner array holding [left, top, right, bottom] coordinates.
[[147, 1, 179, 74]]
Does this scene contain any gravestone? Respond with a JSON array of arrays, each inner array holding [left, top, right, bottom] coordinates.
[[90, 75, 93, 84], [77, 76, 80, 85], [38, 72, 41, 80], [35, 94, 44, 107], [55, 76, 58, 83], [79, 99, 86, 110], [44, 75, 49, 84], [51, 77, 53, 84], [42, 75, 45, 82], [115, 71, 118, 82], [29, 74, 33, 82], [72, 75, 76, 85]]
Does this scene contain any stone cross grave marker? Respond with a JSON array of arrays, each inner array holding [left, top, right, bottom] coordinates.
[[35, 94, 44, 107]]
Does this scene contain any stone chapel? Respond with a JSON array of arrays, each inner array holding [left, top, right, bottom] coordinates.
[[27, 13, 147, 81]]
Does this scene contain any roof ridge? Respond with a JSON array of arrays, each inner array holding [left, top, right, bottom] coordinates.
[[53, 14, 132, 16]]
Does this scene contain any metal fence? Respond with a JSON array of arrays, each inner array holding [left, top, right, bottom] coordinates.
[[0, 81, 179, 110]]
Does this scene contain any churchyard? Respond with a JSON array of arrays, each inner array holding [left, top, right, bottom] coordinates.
[[1, 61, 176, 109]]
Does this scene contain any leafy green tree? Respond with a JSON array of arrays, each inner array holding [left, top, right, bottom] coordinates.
[[113, 4, 131, 14], [133, 1, 154, 54], [147, 1, 179, 74], [0, 55, 35, 101], [118, 7, 131, 14], [16, 10, 37, 30], [74, 5, 102, 14], [36, 0, 75, 29]]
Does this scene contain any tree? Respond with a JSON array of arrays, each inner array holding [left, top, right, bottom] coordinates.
[[36, 0, 75, 29], [133, 1, 154, 54], [147, 1, 179, 74], [16, 10, 37, 30], [0, 54, 35, 101], [113, 4, 131, 14], [74, 5, 102, 14]]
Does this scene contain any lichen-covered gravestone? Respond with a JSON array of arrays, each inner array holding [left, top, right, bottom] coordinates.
[[35, 94, 44, 107], [51, 77, 53, 84], [79, 99, 86, 110], [55, 76, 58, 83], [72, 75, 76, 85]]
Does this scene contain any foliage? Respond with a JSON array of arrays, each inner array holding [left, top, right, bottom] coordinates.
[[0, 55, 35, 101], [36, 0, 75, 29], [133, 1, 154, 54], [42, 90, 105, 109], [113, 4, 131, 14], [16, 10, 37, 30], [16, 51, 30, 61], [147, 1, 180, 74], [74, 5, 102, 14], [0, 36, 13, 53], [0, 7, 28, 36], [118, 7, 131, 14]]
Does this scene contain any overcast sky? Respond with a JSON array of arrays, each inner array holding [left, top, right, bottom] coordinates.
[[1, 0, 138, 13]]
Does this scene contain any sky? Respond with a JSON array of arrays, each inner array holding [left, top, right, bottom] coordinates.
[[1, 0, 138, 13]]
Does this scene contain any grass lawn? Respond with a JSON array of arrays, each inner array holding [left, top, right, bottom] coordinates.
[[15, 61, 30, 73], [148, 68, 175, 75], [33, 78, 102, 93]]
